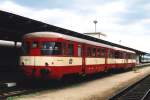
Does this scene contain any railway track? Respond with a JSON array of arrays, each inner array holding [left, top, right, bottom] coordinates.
[[109, 75, 150, 100], [0, 64, 149, 99], [0, 84, 39, 99], [0, 80, 56, 99], [0, 77, 83, 99], [0, 72, 113, 99]]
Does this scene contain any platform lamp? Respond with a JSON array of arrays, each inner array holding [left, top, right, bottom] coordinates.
[[93, 20, 98, 33]]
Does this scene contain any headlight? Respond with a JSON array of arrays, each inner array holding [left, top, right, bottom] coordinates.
[[45, 62, 49, 66]]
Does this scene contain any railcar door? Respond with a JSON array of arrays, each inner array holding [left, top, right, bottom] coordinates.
[[81, 44, 86, 74], [124, 52, 128, 68], [104, 48, 108, 71]]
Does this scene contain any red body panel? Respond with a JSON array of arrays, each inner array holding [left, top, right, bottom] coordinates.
[[85, 64, 105, 74], [21, 62, 136, 80], [22, 65, 83, 79]]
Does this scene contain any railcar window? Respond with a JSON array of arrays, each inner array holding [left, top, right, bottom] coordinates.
[[101, 48, 106, 57], [22, 41, 30, 55], [128, 54, 131, 59], [62, 43, 66, 55], [126, 54, 129, 59], [97, 48, 101, 57], [133, 54, 136, 59], [131, 54, 135, 59], [131, 55, 133, 59], [109, 49, 114, 58], [115, 51, 119, 58], [108, 49, 111, 58], [78, 44, 82, 57], [130, 54, 132, 59], [123, 53, 126, 59], [68, 43, 74, 56], [109, 50, 114, 58], [32, 41, 38, 48], [92, 48, 96, 57], [112, 51, 115, 58], [120, 52, 123, 59], [87, 47, 91, 57], [41, 42, 62, 55]]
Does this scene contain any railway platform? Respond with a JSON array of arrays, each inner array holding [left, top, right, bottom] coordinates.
[[12, 65, 150, 100]]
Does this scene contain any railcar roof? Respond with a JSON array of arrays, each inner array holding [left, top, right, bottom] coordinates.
[[24, 32, 135, 53], [0, 10, 147, 55], [24, 32, 63, 38]]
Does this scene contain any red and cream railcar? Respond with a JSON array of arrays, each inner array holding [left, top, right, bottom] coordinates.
[[20, 32, 136, 79]]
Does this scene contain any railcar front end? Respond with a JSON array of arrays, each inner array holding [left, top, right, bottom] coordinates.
[[20, 32, 82, 80]]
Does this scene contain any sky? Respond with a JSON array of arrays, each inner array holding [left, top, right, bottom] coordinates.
[[0, 0, 150, 52]]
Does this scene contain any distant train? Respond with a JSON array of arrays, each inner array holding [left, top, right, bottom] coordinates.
[[141, 54, 150, 63], [20, 32, 136, 80]]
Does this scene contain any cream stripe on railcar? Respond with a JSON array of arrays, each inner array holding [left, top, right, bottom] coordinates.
[[115, 59, 125, 64], [21, 56, 82, 66], [85, 58, 105, 65], [34, 56, 82, 66], [20, 56, 34, 66], [133, 59, 136, 63], [128, 59, 136, 63], [107, 58, 116, 64]]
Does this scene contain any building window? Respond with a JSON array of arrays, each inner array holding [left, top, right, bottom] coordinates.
[[68, 43, 74, 56], [78, 44, 82, 57]]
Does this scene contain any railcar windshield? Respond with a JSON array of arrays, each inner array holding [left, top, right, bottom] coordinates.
[[22, 41, 30, 55], [41, 42, 62, 55]]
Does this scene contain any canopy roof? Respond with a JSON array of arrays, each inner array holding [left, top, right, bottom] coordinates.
[[0, 10, 147, 54]]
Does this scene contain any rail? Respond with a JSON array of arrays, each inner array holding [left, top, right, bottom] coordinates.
[[0, 63, 150, 99], [141, 88, 150, 100], [109, 75, 150, 100]]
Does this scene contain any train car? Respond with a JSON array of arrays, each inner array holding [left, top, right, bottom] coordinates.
[[20, 32, 136, 80], [141, 54, 150, 63]]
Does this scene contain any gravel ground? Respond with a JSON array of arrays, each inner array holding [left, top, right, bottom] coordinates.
[[15, 66, 150, 100]]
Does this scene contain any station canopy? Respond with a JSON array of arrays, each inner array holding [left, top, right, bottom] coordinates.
[[0, 10, 147, 55]]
